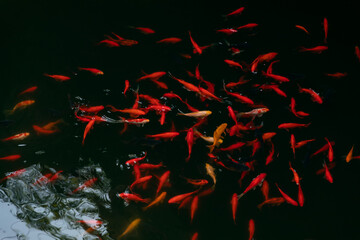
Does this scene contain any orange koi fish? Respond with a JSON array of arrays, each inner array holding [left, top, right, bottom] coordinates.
[[295, 25, 310, 34], [324, 137, 334, 162], [118, 193, 150, 203], [198, 87, 222, 102], [146, 132, 179, 140], [156, 37, 182, 44], [325, 72, 347, 78], [98, 39, 120, 47], [126, 152, 147, 166], [209, 123, 227, 153], [311, 141, 335, 158], [238, 173, 267, 199], [299, 46, 328, 53], [72, 177, 97, 193], [137, 71, 167, 82], [138, 162, 163, 170], [226, 6, 245, 17], [0, 155, 21, 161], [237, 23, 258, 30], [168, 190, 199, 204], [7, 100, 35, 114], [185, 128, 194, 161], [183, 177, 208, 186], [237, 108, 269, 118], [299, 87, 323, 104], [43, 73, 71, 81], [275, 184, 298, 206], [130, 175, 152, 191], [289, 162, 301, 185], [231, 193, 238, 224], [323, 162, 333, 183], [225, 76, 250, 88], [265, 141, 275, 165], [79, 105, 104, 113], [248, 219, 255, 240], [78, 67, 104, 75], [224, 59, 243, 69], [257, 197, 285, 209], [118, 218, 141, 239], [346, 145, 354, 163], [120, 118, 150, 125], [143, 192, 167, 210], [290, 134, 296, 158], [261, 180, 269, 200], [295, 139, 315, 148], [2, 132, 30, 141], [169, 74, 201, 94], [18, 86, 38, 96], [156, 171, 170, 194], [82, 118, 95, 145], [177, 110, 212, 118], [190, 195, 199, 223], [223, 86, 254, 105], [33, 125, 59, 135], [189, 31, 202, 54]]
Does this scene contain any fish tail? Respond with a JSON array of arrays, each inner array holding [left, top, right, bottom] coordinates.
[[3, 109, 14, 116], [237, 193, 244, 200]]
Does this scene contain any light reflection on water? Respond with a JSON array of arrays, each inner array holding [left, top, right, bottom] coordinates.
[[0, 164, 112, 240]]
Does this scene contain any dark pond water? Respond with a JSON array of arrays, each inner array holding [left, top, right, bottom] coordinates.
[[1, 0, 360, 239]]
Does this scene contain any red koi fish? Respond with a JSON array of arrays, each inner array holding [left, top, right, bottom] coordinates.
[[2, 132, 30, 141], [237, 23, 258, 30], [325, 72, 347, 78], [262, 72, 290, 82], [265, 141, 275, 165], [295, 139, 315, 148], [183, 178, 208, 186], [224, 59, 243, 69], [137, 71, 166, 82], [355, 46, 360, 61], [123, 80, 129, 96], [82, 118, 95, 145], [146, 105, 171, 113], [278, 123, 310, 130], [49, 170, 63, 183], [238, 173, 267, 199], [130, 175, 152, 191], [295, 25, 310, 34], [33, 125, 59, 135], [259, 84, 287, 98], [126, 152, 147, 166], [146, 132, 179, 140], [168, 190, 199, 204], [289, 162, 301, 185], [262, 132, 276, 141], [190, 195, 199, 223], [231, 193, 238, 224], [227, 106, 238, 125], [290, 134, 296, 158], [118, 193, 150, 203], [275, 184, 298, 206], [191, 232, 199, 240], [72, 177, 98, 193], [98, 39, 120, 47], [134, 27, 155, 34], [79, 105, 104, 113], [33, 173, 53, 186], [0, 155, 21, 161], [311, 141, 335, 158], [189, 31, 202, 55], [156, 37, 182, 44], [251, 52, 278, 73], [138, 94, 161, 106], [225, 76, 250, 88], [185, 128, 194, 161], [169, 74, 201, 94], [237, 108, 269, 118], [261, 180, 269, 200], [223, 86, 254, 105], [298, 184, 304, 207], [226, 6, 245, 17], [0, 168, 26, 182], [219, 142, 246, 151], [323, 162, 333, 183], [43, 73, 71, 81], [162, 92, 183, 101], [324, 137, 334, 162], [299, 46, 328, 53], [248, 219, 255, 240], [257, 197, 285, 209], [299, 87, 323, 104], [156, 171, 170, 194], [266, 60, 280, 74], [216, 29, 238, 35], [138, 162, 163, 170], [18, 86, 38, 96], [323, 17, 328, 43], [78, 68, 104, 75]]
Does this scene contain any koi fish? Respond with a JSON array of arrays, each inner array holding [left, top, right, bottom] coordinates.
[[323, 17, 328, 43], [290, 134, 296, 158], [209, 123, 227, 153], [278, 122, 310, 130], [289, 162, 301, 185], [205, 163, 216, 185], [258, 84, 287, 98], [346, 145, 354, 163], [98, 39, 120, 47], [168, 190, 199, 204], [183, 177, 208, 186], [261, 180, 269, 200], [82, 118, 95, 145], [126, 152, 147, 166], [299, 46, 328, 53], [238, 173, 267, 199], [118, 193, 150, 203], [248, 219, 255, 240], [262, 72, 290, 83], [156, 171, 170, 194], [169, 74, 201, 94], [33, 173, 53, 186], [324, 137, 334, 162], [295, 25, 310, 34], [43, 73, 71, 81], [134, 27, 155, 34], [191, 232, 199, 240], [223, 86, 254, 105], [237, 108, 269, 118], [299, 87, 323, 104], [143, 192, 167, 210], [227, 106, 238, 125], [72, 177, 98, 193], [185, 128, 194, 161], [2, 132, 30, 141], [257, 197, 285, 209], [130, 175, 153, 191], [323, 162, 333, 183], [138, 162, 163, 170], [0, 155, 21, 161], [78, 67, 104, 75], [295, 139, 315, 148], [146, 132, 179, 140], [225, 76, 250, 88], [231, 193, 238, 223], [124, 80, 129, 95], [79, 105, 104, 113], [219, 142, 246, 152], [189, 31, 202, 54], [216, 29, 238, 35], [0, 168, 26, 183], [275, 183, 298, 206], [6, 100, 35, 114], [262, 132, 277, 141], [190, 195, 199, 223], [18, 86, 38, 96], [156, 37, 182, 44], [177, 110, 212, 118], [48, 170, 63, 183], [325, 72, 347, 78], [265, 141, 275, 165], [310, 141, 335, 158], [237, 23, 258, 30], [225, 7, 245, 17], [224, 59, 243, 69], [120, 118, 150, 125], [33, 125, 59, 135], [137, 71, 167, 82], [298, 184, 304, 207], [118, 218, 141, 239]]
